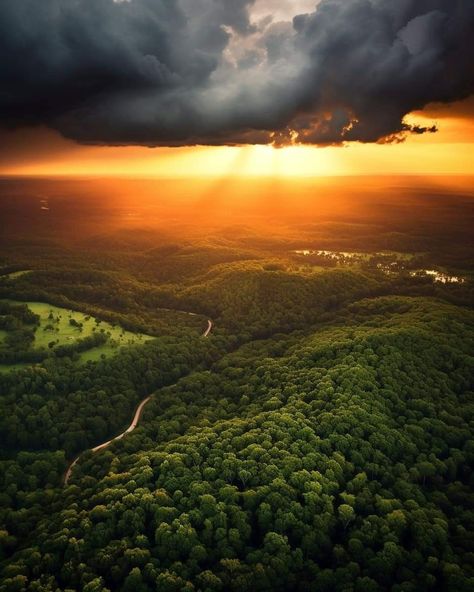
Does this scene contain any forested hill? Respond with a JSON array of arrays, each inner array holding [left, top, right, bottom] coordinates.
[[1, 266, 382, 340], [1, 296, 473, 591]]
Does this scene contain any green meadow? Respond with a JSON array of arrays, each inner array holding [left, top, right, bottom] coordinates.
[[0, 300, 152, 371]]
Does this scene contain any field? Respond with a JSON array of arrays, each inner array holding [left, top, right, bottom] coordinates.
[[1, 270, 32, 280], [0, 299, 152, 371]]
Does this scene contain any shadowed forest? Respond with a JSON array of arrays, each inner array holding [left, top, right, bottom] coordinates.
[[0, 176, 473, 592]]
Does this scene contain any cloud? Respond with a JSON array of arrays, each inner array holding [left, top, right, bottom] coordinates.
[[0, 0, 473, 146]]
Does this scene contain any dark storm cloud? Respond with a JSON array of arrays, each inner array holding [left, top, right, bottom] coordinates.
[[0, 0, 473, 146], [288, 0, 474, 143]]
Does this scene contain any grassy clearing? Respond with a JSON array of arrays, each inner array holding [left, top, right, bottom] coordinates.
[[24, 301, 150, 350], [0, 300, 153, 370], [0, 362, 28, 374], [1, 270, 33, 280], [79, 332, 150, 363]]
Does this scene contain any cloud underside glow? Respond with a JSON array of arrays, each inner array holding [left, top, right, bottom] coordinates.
[[1, 0, 473, 147]]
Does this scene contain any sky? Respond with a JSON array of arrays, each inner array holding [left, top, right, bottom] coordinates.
[[1, 0, 473, 177]]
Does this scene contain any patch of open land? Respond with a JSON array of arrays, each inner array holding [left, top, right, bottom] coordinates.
[[0, 300, 153, 372]]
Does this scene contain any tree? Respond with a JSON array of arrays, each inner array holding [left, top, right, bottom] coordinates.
[[122, 568, 149, 592], [338, 504, 355, 530]]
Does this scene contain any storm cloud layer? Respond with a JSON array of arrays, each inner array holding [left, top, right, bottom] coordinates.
[[1, 0, 473, 146]]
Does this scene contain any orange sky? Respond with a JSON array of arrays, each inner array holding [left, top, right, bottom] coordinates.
[[1, 101, 473, 178]]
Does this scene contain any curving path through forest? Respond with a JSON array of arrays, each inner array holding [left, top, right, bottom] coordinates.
[[203, 319, 213, 337], [63, 317, 213, 485]]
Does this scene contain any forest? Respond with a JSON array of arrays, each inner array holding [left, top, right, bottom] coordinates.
[[0, 179, 473, 591]]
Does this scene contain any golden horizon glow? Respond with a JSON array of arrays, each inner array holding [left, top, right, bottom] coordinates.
[[1, 108, 473, 179]]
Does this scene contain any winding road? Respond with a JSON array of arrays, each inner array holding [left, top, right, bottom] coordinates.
[[203, 319, 213, 337], [63, 317, 213, 485]]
